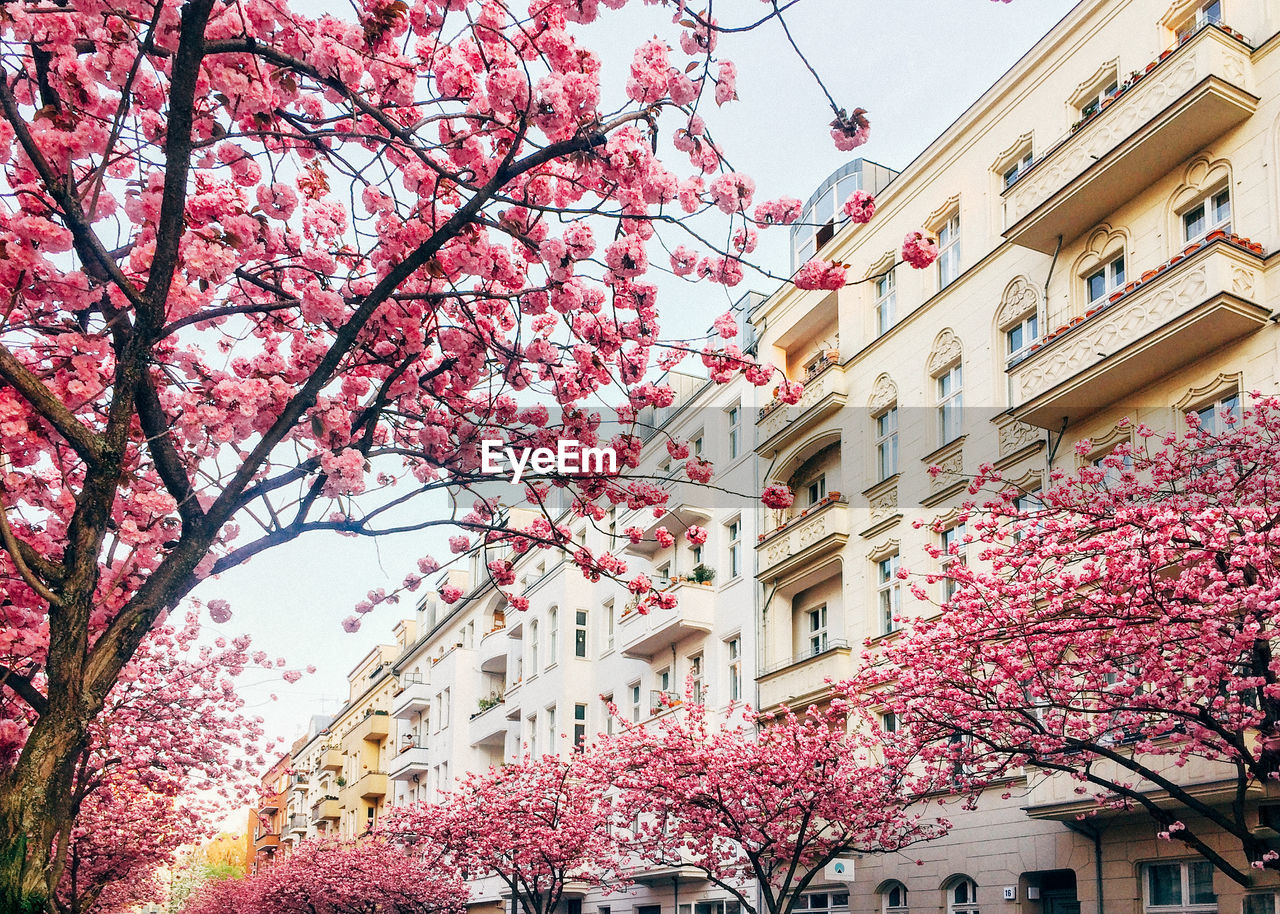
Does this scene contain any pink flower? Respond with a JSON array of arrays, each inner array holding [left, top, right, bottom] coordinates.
[[762, 484, 794, 510], [605, 235, 649, 278], [440, 584, 464, 604], [625, 526, 645, 544], [341, 616, 362, 633], [713, 311, 738, 339], [655, 527, 675, 548], [282, 670, 302, 684], [449, 534, 470, 553], [670, 245, 699, 277], [753, 197, 803, 226], [714, 61, 737, 105], [208, 600, 232, 624], [902, 230, 939, 269], [842, 190, 875, 224], [793, 259, 848, 291], [685, 459, 713, 483], [708, 173, 755, 215], [830, 107, 871, 151], [686, 525, 708, 545]]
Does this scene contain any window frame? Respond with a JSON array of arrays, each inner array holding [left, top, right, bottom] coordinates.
[[1005, 314, 1039, 361], [875, 406, 899, 481], [727, 519, 742, 579], [1181, 186, 1231, 243], [940, 524, 967, 603], [727, 404, 742, 460], [947, 877, 980, 914], [1141, 859, 1216, 914], [727, 636, 742, 702], [806, 604, 829, 656], [1085, 252, 1126, 307], [574, 610, 588, 659], [877, 551, 903, 635], [937, 364, 964, 444], [1079, 78, 1119, 120], [1002, 149, 1034, 189], [937, 213, 961, 288], [875, 269, 897, 336]]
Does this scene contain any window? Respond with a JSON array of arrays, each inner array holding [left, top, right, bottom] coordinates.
[[1143, 860, 1215, 913], [529, 621, 539, 675], [1244, 894, 1278, 914], [1092, 447, 1133, 491], [1002, 149, 1033, 189], [807, 474, 827, 506], [573, 703, 587, 749], [574, 610, 588, 658], [656, 562, 672, 587], [1177, 0, 1222, 41], [1080, 79, 1119, 119], [807, 604, 829, 656], [547, 607, 558, 665], [877, 552, 902, 635], [546, 705, 557, 752], [880, 711, 898, 734], [727, 637, 742, 702], [941, 524, 967, 602], [691, 545, 703, 567], [1012, 488, 1042, 543], [882, 881, 908, 914], [1086, 253, 1126, 306], [937, 213, 961, 288], [602, 694, 615, 736], [1182, 187, 1231, 242], [876, 407, 899, 480], [728, 404, 742, 459], [948, 877, 979, 914], [527, 714, 538, 757], [794, 892, 848, 914], [694, 903, 742, 914], [727, 520, 742, 579], [692, 434, 704, 457], [937, 364, 963, 444], [658, 667, 672, 693], [689, 654, 704, 704], [1006, 314, 1039, 361], [603, 600, 615, 654], [1193, 390, 1241, 435], [629, 682, 642, 723], [875, 269, 897, 336]]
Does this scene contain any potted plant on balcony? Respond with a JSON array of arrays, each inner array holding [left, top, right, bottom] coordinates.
[[691, 564, 716, 586], [335, 776, 347, 787]]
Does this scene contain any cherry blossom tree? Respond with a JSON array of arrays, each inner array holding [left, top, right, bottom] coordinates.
[[11, 614, 261, 914], [593, 699, 947, 914], [382, 753, 621, 914], [850, 398, 1280, 886], [180, 836, 467, 914], [0, 0, 988, 903]]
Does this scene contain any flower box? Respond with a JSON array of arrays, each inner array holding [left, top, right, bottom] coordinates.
[[1108, 290, 1125, 303], [1207, 229, 1228, 242], [1141, 269, 1158, 282]]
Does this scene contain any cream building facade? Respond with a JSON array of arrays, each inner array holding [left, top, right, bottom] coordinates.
[[274, 1, 1280, 912], [749, 0, 1280, 912]]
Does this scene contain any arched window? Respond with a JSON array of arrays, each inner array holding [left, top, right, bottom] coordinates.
[[947, 877, 980, 914], [882, 881, 909, 914]]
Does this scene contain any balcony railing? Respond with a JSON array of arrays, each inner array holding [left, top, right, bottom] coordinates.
[[1003, 24, 1256, 252], [649, 690, 683, 716], [756, 495, 850, 577], [1007, 235, 1269, 429], [390, 744, 430, 781], [756, 640, 853, 709], [618, 581, 715, 660], [352, 709, 390, 742], [391, 679, 431, 721], [755, 358, 848, 456]]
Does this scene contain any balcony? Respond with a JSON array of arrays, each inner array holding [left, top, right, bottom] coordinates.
[[618, 582, 715, 660], [317, 748, 343, 773], [257, 797, 280, 815], [1007, 237, 1269, 429], [352, 710, 390, 743], [479, 625, 508, 673], [253, 832, 279, 851], [469, 701, 508, 748], [756, 640, 852, 710], [389, 744, 430, 782], [286, 814, 309, 835], [1024, 752, 1256, 821], [310, 797, 341, 822], [622, 504, 712, 558], [391, 679, 431, 721], [352, 770, 388, 800], [756, 496, 850, 578], [755, 358, 848, 457], [1004, 25, 1256, 253]]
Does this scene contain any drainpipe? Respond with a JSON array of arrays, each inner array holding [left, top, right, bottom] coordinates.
[[1063, 820, 1104, 914], [673, 873, 680, 914]]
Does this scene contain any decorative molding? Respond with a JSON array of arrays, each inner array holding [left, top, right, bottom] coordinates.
[[992, 131, 1035, 172], [1168, 156, 1233, 230], [866, 480, 898, 524], [864, 250, 897, 280], [866, 537, 901, 562], [997, 417, 1043, 458], [1078, 421, 1135, 466], [1004, 468, 1045, 494], [926, 328, 963, 376], [868, 373, 899, 412], [1159, 0, 1203, 30], [996, 276, 1040, 329], [924, 193, 961, 232], [921, 438, 965, 507], [1069, 57, 1120, 107], [1231, 265, 1256, 298], [1174, 371, 1244, 412]]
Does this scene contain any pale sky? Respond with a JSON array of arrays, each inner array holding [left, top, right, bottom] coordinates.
[[198, 0, 1081, 760]]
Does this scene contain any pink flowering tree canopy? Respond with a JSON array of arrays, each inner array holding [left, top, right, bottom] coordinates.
[[593, 699, 947, 914], [382, 754, 622, 914], [180, 836, 468, 914], [850, 399, 1280, 886]]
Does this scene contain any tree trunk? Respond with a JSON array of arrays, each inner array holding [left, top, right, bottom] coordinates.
[[0, 701, 90, 913]]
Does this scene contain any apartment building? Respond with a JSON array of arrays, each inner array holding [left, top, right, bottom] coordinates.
[[748, 1, 1280, 912], [251, 753, 290, 871], [280, 714, 331, 849]]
